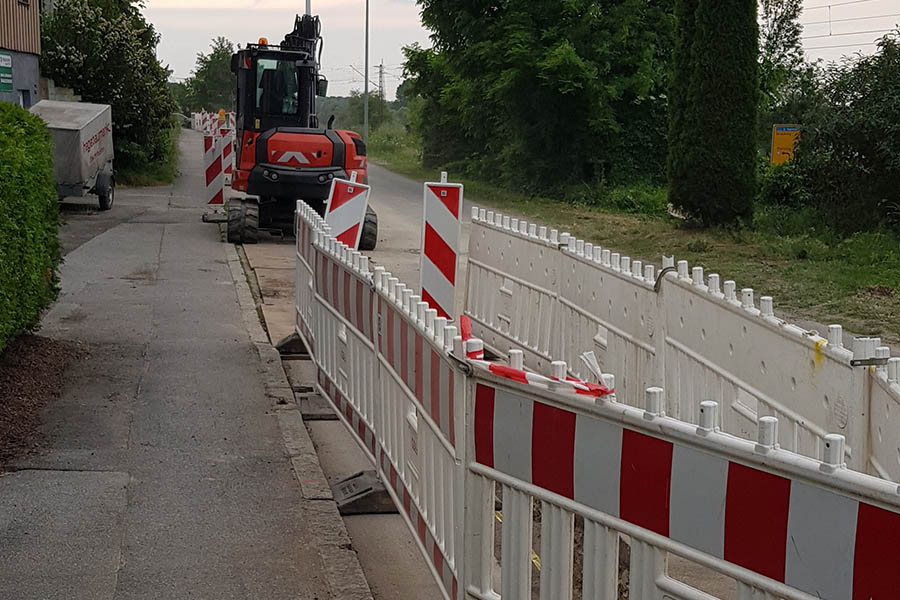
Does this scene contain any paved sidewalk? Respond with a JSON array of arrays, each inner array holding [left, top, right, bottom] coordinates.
[[0, 131, 355, 599]]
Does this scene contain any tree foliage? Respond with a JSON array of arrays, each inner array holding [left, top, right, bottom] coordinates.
[[773, 33, 900, 235], [403, 0, 675, 190], [41, 0, 176, 170], [758, 0, 804, 107], [180, 37, 236, 113], [668, 0, 758, 225]]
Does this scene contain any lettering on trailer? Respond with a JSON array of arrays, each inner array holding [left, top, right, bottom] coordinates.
[[420, 173, 463, 319], [273, 150, 310, 165], [473, 382, 900, 600], [203, 135, 224, 205], [324, 176, 370, 249]]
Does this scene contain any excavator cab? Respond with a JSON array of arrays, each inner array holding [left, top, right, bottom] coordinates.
[[226, 15, 374, 247]]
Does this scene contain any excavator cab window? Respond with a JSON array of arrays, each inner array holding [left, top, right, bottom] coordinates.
[[256, 59, 299, 115]]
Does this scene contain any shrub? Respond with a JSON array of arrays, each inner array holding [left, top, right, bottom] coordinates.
[[757, 160, 809, 208], [0, 104, 61, 354], [791, 33, 900, 236]]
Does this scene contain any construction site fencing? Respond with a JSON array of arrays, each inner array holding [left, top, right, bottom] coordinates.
[[466, 207, 900, 481], [293, 200, 900, 600]]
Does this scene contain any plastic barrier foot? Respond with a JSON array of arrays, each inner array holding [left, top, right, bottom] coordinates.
[[332, 471, 398, 515]]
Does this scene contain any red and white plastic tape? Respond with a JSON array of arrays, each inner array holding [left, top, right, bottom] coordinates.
[[420, 172, 462, 319], [324, 173, 370, 249]]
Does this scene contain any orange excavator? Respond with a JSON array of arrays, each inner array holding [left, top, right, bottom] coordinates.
[[227, 14, 376, 247]]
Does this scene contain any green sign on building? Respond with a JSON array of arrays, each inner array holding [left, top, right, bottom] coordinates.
[[0, 52, 12, 93]]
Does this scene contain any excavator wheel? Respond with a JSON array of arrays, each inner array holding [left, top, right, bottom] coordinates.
[[227, 198, 259, 244], [359, 206, 378, 251]]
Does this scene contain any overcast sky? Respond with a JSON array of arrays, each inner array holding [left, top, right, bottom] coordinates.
[[146, 0, 430, 100], [147, 0, 900, 100]]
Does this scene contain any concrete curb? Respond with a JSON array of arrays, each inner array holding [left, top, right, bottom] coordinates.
[[225, 242, 374, 600]]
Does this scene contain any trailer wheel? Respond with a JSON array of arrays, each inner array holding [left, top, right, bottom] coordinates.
[[97, 172, 115, 211], [358, 206, 377, 251]]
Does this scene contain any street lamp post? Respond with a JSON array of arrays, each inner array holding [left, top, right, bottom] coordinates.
[[363, 0, 369, 144]]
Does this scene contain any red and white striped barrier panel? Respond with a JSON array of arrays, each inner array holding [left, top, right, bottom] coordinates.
[[420, 172, 463, 320], [203, 135, 223, 205], [324, 173, 370, 249], [221, 132, 234, 185], [470, 375, 900, 600]]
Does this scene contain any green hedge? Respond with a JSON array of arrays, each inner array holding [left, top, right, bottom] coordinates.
[[0, 103, 61, 354]]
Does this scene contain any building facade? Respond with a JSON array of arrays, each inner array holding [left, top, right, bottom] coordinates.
[[0, 0, 41, 107]]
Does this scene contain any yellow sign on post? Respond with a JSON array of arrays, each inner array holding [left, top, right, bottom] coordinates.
[[771, 124, 800, 165]]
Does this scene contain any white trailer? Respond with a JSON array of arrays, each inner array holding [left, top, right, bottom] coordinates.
[[29, 100, 115, 210]]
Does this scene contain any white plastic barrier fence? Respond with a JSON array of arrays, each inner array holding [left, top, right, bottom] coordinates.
[[294, 199, 900, 600], [466, 207, 900, 480], [464, 367, 900, 600], [295, 201, 464, 598]]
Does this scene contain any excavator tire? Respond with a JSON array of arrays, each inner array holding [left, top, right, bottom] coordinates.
[[226, 198, 259, 244], [243, 201, 259, 244], [227, 199, 242, 243], [359, 206, 377, 251]]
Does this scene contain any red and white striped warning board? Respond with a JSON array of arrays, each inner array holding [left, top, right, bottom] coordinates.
[[221, 133, 234, 185], [324, 174, 370, 249], [472, 380, 898, 598], [204, 135, 224, 205], [420, 172, 462, 319]]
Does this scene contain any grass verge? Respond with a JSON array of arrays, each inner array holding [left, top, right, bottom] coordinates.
[[371, 132, 900, 346], [117, 124, 181, 186]]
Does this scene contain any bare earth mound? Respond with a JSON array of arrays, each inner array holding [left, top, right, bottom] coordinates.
[[0, 335, 85, 468]]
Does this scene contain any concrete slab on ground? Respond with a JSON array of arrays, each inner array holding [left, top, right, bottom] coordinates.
[[0, 470, 128, 600], [243, 243, 295, 270], [254, 268, 297, 344]]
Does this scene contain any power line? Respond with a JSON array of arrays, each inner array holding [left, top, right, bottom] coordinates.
[[802, 12, 900, 26], [805, 0, 882, 10], [348, 65, 378, 88], [805, 40, 880, 50], [803, 27, 894, 39]]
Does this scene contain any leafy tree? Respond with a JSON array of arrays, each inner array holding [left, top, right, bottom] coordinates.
[[169, 80, 193, 114], [667, 0, 700, 214], [41, 0, 176, 169], [758, 0, 804, 107], [405, 0, 675, 188], [668, 0, 758, 225], [791, 33, 900, 235], [187, 37, 236, 112]]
